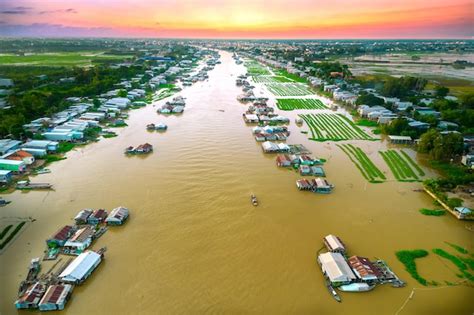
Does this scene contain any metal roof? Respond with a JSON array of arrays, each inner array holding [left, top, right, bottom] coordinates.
[[59, 251, 101, 282]]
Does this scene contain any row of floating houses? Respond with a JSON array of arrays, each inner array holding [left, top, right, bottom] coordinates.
[[157, 95, 186, 114], [15, 207, 129, 311], [318, 234, 404, 301], [235, 67, 334, 194]]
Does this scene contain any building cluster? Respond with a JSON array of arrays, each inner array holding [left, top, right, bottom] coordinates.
[[15, 206, 129, 311], [317, 234, 404, 297], [235, 57, 334, 195]]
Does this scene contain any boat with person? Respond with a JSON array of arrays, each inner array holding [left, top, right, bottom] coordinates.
[[251, 194, 258, 206]]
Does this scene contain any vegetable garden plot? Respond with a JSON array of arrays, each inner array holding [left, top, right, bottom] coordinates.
[[337, 144, 386, 183], [276, 98, 327, 110], [299, 113, 375, 141], [265, 83, 313, 96], [379, 149, 423, 182]]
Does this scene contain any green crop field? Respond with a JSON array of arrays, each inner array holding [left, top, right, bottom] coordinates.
[[299, 113, 375, 141], [244, 60, 270, 75], [0, 52, 131, 67], [276, 98, 327, 110], [265, 83, 313, 96], [251, 76, 293, 83], [338, 144, 386, 182], [379, 149, 423, 181]]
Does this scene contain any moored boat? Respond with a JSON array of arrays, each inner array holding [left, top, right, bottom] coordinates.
[[338, 283, 375, 292]]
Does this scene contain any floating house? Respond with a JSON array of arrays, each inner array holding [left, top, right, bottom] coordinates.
[[296, 178, 333, 194], [74, 209, 93, 225], [276, 155, 292, 167], [105, 206, 129, 225], [323, 234, 346, 253], [0, 159, 26, 173], [15, 282, 46, 310], [38, 284, 73, 311], [261, 141, 290, 153], [125, 143, 153, 155], [47, 226, 74, 248], [348, 256, 381, 283], [87, 209, 108, 225], [58, 251, 102, 284], [2, 150, 35, 165], [318, 252, 356, 285], [63, 226, 95, 255]]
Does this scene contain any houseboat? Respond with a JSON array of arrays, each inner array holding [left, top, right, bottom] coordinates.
[[125, 143, 153, 155], [296, 178, 333, 194]]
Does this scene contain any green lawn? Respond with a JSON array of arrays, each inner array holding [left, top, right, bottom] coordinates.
[[299, 113, 375, 141], [0, 52, 130, 67], [276, 99, 327, 110], [338, 144, 386, 183]]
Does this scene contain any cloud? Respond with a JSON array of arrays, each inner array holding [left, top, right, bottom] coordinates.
[[39, 8, 78, 15], [0, 6, 32, 15]]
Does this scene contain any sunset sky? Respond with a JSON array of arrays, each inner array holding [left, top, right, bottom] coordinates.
[[0, 0, 472, 38]]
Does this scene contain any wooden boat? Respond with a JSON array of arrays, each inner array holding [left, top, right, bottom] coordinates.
[[16, 181, 52, 190], [327, 283, 341, 302], [251, 194, 258, 206]]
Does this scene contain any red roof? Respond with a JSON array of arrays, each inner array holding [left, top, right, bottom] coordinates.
[[50, 226, 73, 241]]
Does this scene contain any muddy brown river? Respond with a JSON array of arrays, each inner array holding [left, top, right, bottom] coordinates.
[[0, 51, 472, 315]]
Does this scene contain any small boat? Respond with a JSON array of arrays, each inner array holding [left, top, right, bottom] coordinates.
[[251, 194, 258, 206], [327, 283, 341, 302], [338, 283, 375, 292], [0, 198, 11, 206], [34, 168, 51, 175], [16, 181, 52, 190]]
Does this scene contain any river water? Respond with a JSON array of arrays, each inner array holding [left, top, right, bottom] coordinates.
[[0, 51, 472, 315]]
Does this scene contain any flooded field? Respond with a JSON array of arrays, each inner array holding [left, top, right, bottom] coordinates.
[[0, 51, 472, 315], [340, 53, 474, 84]]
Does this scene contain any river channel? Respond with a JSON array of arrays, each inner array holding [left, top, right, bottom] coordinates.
[[0, 50, 472, 315]]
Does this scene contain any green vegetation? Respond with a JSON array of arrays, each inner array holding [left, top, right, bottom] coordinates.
[[379, 150, 422, 181], [338, 144, 386, 182], [102, 133, 117, 139], [251, 76, 293, 83], [44, 155, 67, 164], [419, 208, 446, 216], [299, 113, 374, 141], [273, 69, 308, 83], [0, 225, 13, 240], [355, 119, 379, 127], [0, 52, 131, 67], [445, 242, 469, 255], [400, 150, 425, 176], [265, 83, 313, 96], [0, 64, 146, 137], [0, 222, 26, 250], [244, 60, 270, 75], [276, 98, 327, 110], [418, 129, 464, 162], [395, 249, 430, 286], [56, 142, 76, 154], [432, 249, 474, 282]]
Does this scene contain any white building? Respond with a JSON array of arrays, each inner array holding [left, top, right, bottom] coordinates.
[[59, 251, 102, 284], [318, 252, 356, 284]]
